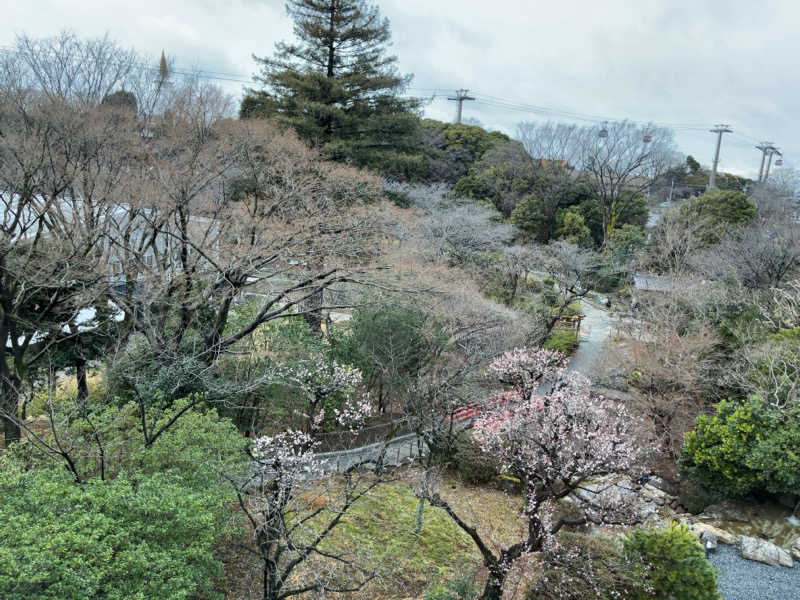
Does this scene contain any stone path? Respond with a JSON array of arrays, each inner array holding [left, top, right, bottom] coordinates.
[[569, 299, 614, 375]]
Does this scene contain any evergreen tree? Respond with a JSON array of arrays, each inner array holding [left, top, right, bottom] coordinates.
[[242, 0, 423, 178], [158, 50, 169, 82]]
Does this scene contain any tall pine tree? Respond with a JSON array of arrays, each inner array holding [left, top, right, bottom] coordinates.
[[242, 0, 423, 178]]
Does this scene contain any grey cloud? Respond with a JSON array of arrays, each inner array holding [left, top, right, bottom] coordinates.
[[4, 0, 798, 177]]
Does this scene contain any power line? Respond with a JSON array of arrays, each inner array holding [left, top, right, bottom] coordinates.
[[1, 44, 789, 165]]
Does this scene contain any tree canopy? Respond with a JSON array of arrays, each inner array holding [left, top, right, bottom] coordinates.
[[241, 0, 422, 177]]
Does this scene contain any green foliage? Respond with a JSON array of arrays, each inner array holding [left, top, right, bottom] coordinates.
[[554, 206, 593, 247], [680, 396, 800, 497], [0, 465, 232, 600], [423, 570, 478, 600], [330, 302, 448, 401], [225, 304, 324, 360], [681, 189, 756, 244], [622, 523, 719, 600], [105, 334, 208, 409], [218, 309, 327, 431], [242, 0, 422, 177], [542, 327, 579, 356], [506, 176, 644, 249], [453, 146, 591, 224], [608, 224, 647, 263], [441, 123, 508, 159], [131, 401, 247, 490], [416, 119, 509, 184], [450, 431, 501, 485], [9, 397, 248, 488], [509, 194, 552, 241]]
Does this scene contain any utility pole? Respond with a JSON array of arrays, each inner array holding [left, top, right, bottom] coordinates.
[[763, 147, 782, 183], [447, 89, 475, 124], [708, 124, 732, 188], [755, 142, 773, 183]]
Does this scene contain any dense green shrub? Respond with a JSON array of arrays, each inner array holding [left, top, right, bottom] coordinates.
[[622, 523, 719, 600], [330, 302, 448, 407], [554, 206, 593, 247], [608, 224, 647, 264], [679, 396, 800, 497], [510, 193, 558, 243], [681, 189, 756, 244], [0, 466, 233, 600], [450, 431, 501, 485], [5, 398, 247, 491]]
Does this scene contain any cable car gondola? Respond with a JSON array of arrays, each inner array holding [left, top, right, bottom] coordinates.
[[775, 159, 783, 167]]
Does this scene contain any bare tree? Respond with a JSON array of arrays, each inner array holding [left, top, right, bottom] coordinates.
[[724, 340, 800, 411], [407, 184, 515, 265], [0, 83, 131, 445], [102, 110, 383, 442], [9, 32, 139, 109], [644, 205, 704, 275], [519, 120, 678, 246], [536, 241, 607, 336], [577, 122, 677, 245], [760, 279, 800, 331], [693, 219, 800, 289], [235, 417, 386, 600], [611, 278, 723, 459], [517, 121, 583, 166], [0, 33, 384, 446]]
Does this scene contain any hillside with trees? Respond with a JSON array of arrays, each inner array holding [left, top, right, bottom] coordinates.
[[2, 3, 800, 600]]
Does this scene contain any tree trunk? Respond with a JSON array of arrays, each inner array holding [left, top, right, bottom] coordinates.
[[413, 467, 430, 534], [1, 377, 21, 447], [302, 287, 324, 336], [262, 555, 279, 600], [76, 359, 89, 400], [480, 567, 506, 600]]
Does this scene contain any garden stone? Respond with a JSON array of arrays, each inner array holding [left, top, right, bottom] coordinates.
[[700, 500, 750, 522], [738, 535, 794, 568], [691, 522, 738, 545], [647, 475, 678, 496], [701, 531, 718, 553], [791, 537, 800, 562]]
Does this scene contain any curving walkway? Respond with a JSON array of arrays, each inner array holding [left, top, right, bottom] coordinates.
[[569, 299, 614, 375]]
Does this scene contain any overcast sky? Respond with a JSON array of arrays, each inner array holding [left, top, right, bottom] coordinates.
[[4, 0, 798, 178]]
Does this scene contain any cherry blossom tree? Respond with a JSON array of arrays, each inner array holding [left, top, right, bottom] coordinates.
[[423, 347, 643, 600], [267, 357, 368, 434], [235, 401, 379, 600]]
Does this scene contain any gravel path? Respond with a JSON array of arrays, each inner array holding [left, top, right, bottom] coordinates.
[[709, 544, 799, 600]]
